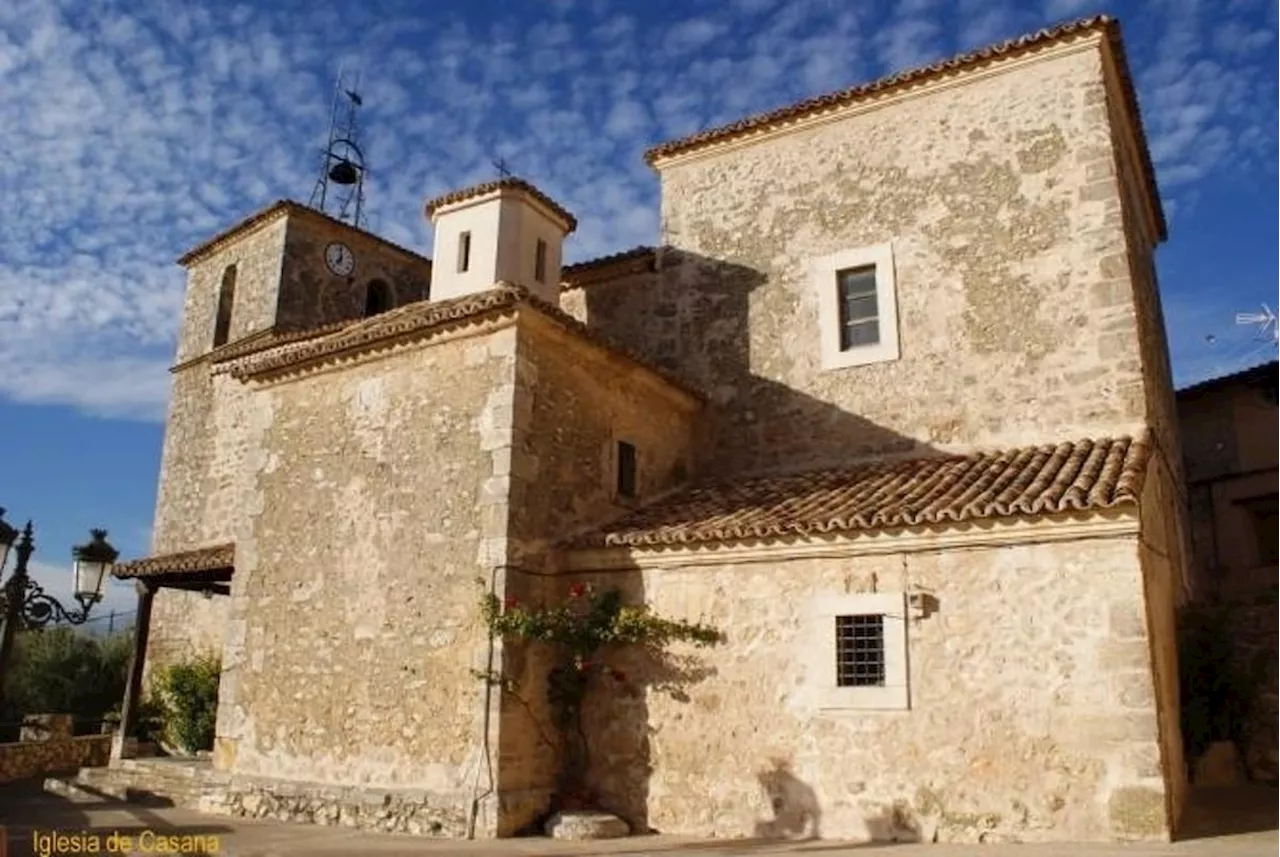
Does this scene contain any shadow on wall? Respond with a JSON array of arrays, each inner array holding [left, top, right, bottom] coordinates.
[[754, 758, 822, 840], [572, 569, 721, 836], [563, 251, 944, 836], [580, 248, 939, 478]]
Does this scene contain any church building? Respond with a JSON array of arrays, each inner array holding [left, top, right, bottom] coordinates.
[[110, 16, 1191, 844]]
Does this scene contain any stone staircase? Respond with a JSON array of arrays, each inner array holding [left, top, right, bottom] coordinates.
[[43, 757, 230, 813]]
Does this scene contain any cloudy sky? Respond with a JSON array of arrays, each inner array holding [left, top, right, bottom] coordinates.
[[0, 0, 1276, 621]]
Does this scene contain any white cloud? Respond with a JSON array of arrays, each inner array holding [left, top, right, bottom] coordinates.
[[0, 0, 1271, 422]]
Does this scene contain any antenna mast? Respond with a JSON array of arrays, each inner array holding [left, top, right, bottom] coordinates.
[[1236, 304, 1278, 345], [308, 67, 368, 229]]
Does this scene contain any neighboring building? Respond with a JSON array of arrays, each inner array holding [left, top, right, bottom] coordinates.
[[110, 15, 1192, 845], [1176, 359, 1278, 783], [1176, 360, 1278, 600]]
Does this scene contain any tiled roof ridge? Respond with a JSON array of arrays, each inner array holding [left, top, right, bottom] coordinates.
[[641, 15, 1165, 240], [644, 16, 1111, 164], [113, 543, 235, 579], [177, 200, 432, 268], [222, 283, 706, 400], [1176, 359, 1278, 398], [564, 433, 1150, 550], [561, 245, 658, 290], [423, 177, 578, 233], [225, 286, 526, 379]]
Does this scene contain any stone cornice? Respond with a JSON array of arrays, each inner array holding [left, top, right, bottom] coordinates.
[[562, 509, 1141, 571], [177, 200, 432, 269]]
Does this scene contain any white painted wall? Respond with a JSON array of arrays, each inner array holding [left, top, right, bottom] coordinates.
[[429, 189, 569, 304]]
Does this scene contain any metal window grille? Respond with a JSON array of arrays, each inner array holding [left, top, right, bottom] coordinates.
[[836, 265, 880, 350], [835, 614, 885, 687]]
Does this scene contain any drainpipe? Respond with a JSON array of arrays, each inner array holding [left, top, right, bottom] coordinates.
[[467, 565, 500, 839]]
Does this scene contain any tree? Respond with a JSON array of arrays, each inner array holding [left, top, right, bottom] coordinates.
[[0, 627, 131, 740]]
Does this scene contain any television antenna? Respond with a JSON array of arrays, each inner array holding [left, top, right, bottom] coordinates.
[[308, 66, 368, 229], [1236, 304, 1278, 343]]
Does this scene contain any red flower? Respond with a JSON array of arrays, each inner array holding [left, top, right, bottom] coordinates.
[[568, 582, 587, 598], [503, 596, 519, 610]]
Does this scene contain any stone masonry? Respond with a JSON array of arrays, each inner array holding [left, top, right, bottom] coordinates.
[[117, 15, 1188, 846]]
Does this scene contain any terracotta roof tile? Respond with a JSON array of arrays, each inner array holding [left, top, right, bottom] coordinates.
[[203, 322, 360, 376], [113, 544, 235, 579], [223, 284, 706, 401], [561, 246, 658, 291], [177, 200, 431, 268], [643, 15, 1165, 241], [566, 435, 1149, 549], [423, 178, 577, 233], [1176, 360, 1277, 399]]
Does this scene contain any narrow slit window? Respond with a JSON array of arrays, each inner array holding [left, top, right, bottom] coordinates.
[[212, 264, 236, 347], [364, 280, 392, 317], [835, 614, 885, 687], [836, 266, 880, 350], [535, 238, 548, 284], [616, 440, 637, 499], [457, 231, 472, 273]]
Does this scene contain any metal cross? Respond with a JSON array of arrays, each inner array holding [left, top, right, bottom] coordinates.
[[493, 157, 512, 178]]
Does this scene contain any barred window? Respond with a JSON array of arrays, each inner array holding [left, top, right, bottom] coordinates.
[[835, 614, 886, 688]]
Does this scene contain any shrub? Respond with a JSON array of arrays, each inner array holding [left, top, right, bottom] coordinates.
[[152, 655, 221, 753]]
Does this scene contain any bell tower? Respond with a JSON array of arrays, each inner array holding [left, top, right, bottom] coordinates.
[[308, 68, 368, 230], [424, 176, 576, 305]]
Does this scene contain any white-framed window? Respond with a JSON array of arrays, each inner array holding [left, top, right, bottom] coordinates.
[[812, 242, 900, 370], [809, 591, 909, 711]]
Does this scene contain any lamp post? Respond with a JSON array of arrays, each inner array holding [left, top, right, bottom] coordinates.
[[0, 507, 118, 716]]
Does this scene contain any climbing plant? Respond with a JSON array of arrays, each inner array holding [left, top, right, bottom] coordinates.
[[476, 580, 722, 810]]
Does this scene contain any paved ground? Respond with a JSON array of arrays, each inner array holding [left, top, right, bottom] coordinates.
[[0, 782, 1275, 857]]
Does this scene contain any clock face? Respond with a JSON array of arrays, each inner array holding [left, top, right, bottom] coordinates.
[[324, 242, 355, 277]]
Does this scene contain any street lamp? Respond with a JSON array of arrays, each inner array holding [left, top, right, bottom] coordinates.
[[0, 507, 118, 713]]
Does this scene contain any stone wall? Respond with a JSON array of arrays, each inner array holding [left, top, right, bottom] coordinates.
[[1135, 456, 1189, 828], [1228, 598, 1279, 782], [577, 41, 1151, 476], [487, 311, 705, 823], [275, 215, 432, 333], [508, 311, 703, 565], [570, 524, 1172, 843], [0, 735, 111, 784], [211, 323, 519, 837], [146, 371, 260, 677], [173, 215, 288, 366]]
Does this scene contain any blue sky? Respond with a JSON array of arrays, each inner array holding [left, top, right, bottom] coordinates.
[[0, 0, 1276, 620]]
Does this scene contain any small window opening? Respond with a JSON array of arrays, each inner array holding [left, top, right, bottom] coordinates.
[[535, 238, 548, 284], [837, 266, 880, 350], [835, 614, 885, 687], [212, 264, 236, 348], [364, 279, 392, 317], [457, 231, 472, 273], [616, 440, 637, 499]]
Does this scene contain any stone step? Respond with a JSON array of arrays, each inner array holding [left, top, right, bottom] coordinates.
[[43, 761, 226, 812], [43, 773, 127, 803]]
